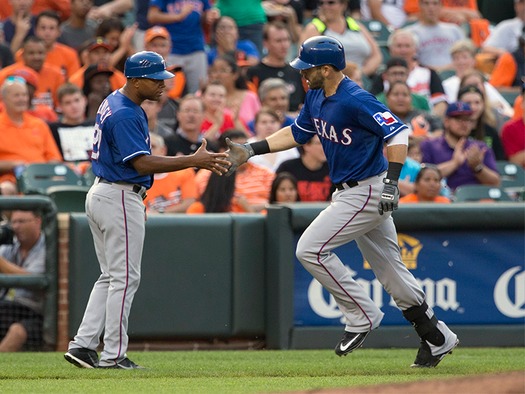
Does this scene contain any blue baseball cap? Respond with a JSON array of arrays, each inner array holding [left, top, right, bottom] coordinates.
[[446, 101, 473, 117]]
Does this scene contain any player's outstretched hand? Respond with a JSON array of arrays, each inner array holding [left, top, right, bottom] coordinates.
[[194, 139, 231, 175], [224, 138, 254, 176], [378, 179, 399, 215]]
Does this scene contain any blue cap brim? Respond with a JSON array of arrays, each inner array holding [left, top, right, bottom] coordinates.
[[290, 57, 315, 70], [144, 70, 175, 80]]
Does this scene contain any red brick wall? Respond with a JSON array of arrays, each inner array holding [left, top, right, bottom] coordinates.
[[57, 213, 70, 351]]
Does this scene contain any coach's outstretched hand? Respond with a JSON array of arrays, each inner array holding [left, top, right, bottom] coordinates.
[[224, 138, 254, 176], [194, 139, 231, 175], [378, 179, 399, 215]]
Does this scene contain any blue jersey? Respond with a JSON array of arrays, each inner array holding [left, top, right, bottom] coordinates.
[[149, 0, 211, 55], [290, 77, 408, 184], [91, 90, 153, 188]]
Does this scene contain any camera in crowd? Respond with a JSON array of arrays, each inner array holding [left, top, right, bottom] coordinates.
[[0, 223, 14, 245]]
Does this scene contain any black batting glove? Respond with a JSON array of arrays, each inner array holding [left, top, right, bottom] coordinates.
[[378, 178, 399, 215]]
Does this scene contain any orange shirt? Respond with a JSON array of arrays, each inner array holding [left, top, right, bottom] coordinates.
[[512, 96, 523, 121], [399, 194, 451, 203], [404, 0, 478, 15], [186, 199, 247, 213], [16, 43, 81, 79], [68, 65, 127, 91], [0, 62, 65, 108], [143, 169, 198, 212], [195, 162, 274, 206], [0, 112, 63, 183], [0, 0, 71, 20]]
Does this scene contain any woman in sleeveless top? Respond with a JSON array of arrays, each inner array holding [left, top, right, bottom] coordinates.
[[300, 0, 382, 77]]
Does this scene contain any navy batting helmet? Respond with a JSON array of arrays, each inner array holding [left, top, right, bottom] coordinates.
[[124, 51, 174, 80], [290, 36, 346, 71]]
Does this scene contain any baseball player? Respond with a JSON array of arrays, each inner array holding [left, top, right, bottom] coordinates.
[[226, 36, 459, 367], [64, 51, 229, 369]]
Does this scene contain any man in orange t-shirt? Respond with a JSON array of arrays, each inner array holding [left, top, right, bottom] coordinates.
[[143, 133, 198, 213], [68, 37, 126, 91], [405, 0, 481, 24], [0, 36, 65, 108], [0, 77, 62, 185], [15, 10, 81, 78], [0, 0, 70, 21]]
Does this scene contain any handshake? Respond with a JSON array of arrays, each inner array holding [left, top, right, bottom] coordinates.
[[222, 138, 255, 176]]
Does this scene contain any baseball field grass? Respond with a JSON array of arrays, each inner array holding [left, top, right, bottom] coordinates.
[[1, 348, 523, 393]]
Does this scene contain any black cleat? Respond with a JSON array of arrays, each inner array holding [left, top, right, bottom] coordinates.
[[64, 347, 99, 368], [98, 357, 145, 370], [335, 331, 370, 356], [411, 338, 459, 368]]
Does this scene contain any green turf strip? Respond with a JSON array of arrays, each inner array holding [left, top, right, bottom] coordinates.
[[0, 348, 523, 393]]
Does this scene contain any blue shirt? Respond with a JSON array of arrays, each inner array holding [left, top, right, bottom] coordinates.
[[206, 40, 260, 65], [91, 90, 153, 188], [291, 77, 408, 184], [149, 0, 211, 55]]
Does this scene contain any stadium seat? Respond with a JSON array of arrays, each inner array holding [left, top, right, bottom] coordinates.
[[361, 20, 391, 47], [83, 164, 96, 187], [17, 163, 85, 195], [453, 185, 513, 202], [495, 161, 525, 200], [46, 185, 89, 213], [438, 69, 456, 81], [497, 88, 521, 105]]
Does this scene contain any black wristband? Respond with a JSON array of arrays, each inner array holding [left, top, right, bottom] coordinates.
[[248, 139, 271, 156], [386, 161, 403, 181]]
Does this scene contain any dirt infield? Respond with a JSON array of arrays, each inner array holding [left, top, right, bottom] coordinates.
[[293, 371, 525, 394]]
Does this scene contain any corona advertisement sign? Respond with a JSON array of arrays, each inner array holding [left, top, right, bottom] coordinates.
[[293, 231, 525, 326]]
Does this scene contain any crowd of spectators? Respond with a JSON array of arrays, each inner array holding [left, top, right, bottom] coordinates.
[[0, 0, 523, 353], [0, 0, 521, 211]]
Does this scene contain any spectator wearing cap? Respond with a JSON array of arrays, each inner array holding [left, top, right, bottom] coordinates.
[[457, 84, 507, 161], [82, 64, 113, 119], [420, 101, 500, 191], [375, 57, 431, 112], [482, 0, 525, 57], [59, 0, 97, 51], [15, 11, 81, 78], [206, 16, 260, 68], [501, 84, 525, 168], [144, 25, 187, 100], [68, 37, 126, 91], [0, 76, 62, 185], [147, 0, 220, 93], [3, 67, 58, 123], [0, 36, 65, 109]]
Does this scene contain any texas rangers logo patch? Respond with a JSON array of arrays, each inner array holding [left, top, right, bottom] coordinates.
[[373, 111, 398, 126]]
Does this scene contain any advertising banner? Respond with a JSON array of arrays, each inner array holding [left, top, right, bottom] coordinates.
[[293, 230, 525, 326]]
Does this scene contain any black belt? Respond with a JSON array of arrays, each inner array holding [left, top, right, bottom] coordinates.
[[334, 180, 359, 191], [97, 177, 147, 200]]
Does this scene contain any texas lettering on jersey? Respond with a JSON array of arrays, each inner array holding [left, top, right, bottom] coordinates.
[[312, 118, 352, 145]]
